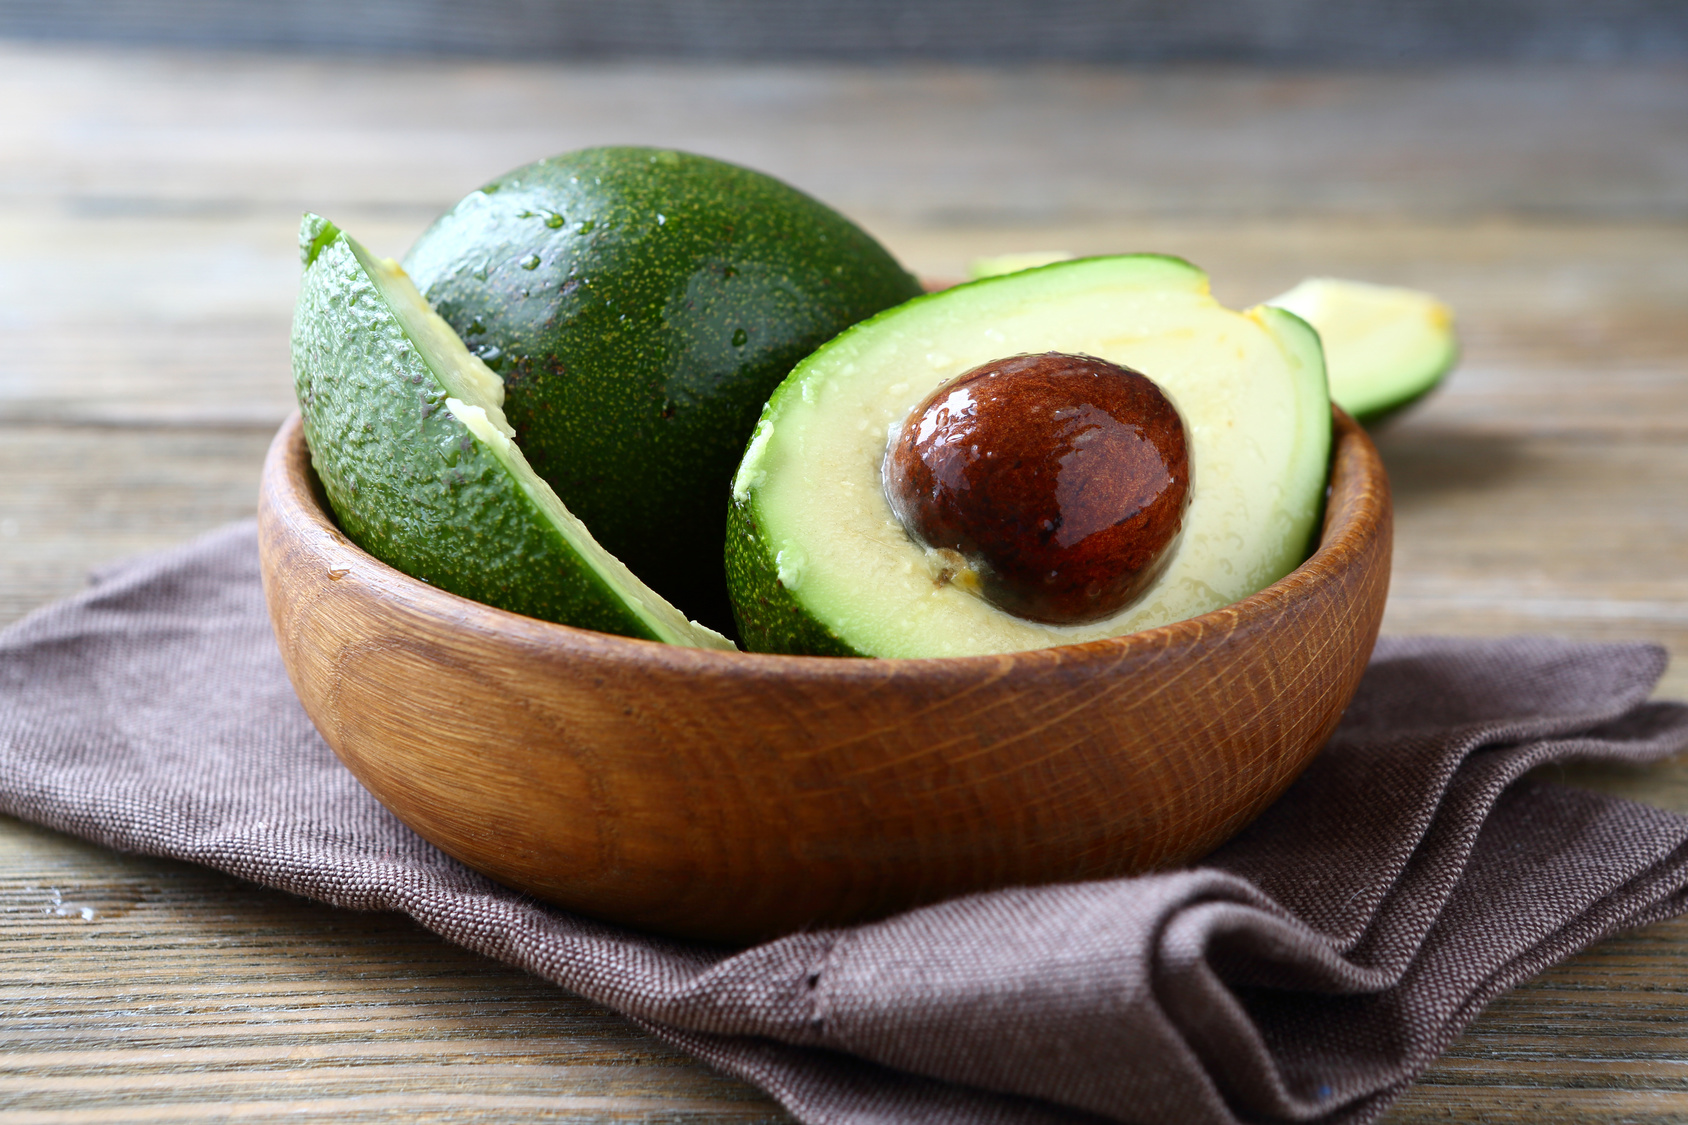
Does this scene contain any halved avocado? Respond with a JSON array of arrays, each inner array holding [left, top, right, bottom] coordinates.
[[1267, 277, 1457, 424], [292, 213, 732, 650], [725, 255, 1332, 658]]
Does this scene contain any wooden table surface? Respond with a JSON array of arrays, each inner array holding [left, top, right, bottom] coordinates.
[[2, 40, 1686, 1122]]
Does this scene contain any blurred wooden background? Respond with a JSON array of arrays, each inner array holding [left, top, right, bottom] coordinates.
[[3, 0, 1685, 62], [1, 4, 1687, 1121]]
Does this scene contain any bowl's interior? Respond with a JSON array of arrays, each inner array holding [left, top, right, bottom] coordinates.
[[260, 406, 1391, 941]]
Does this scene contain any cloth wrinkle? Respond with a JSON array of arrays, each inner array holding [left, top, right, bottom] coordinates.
[[806, 930, 843, 1041]]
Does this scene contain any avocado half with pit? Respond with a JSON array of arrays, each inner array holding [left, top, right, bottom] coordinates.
[[292, 213, 732, 650], [401, 147, 925, 634], [725, 255, 1332, 658]]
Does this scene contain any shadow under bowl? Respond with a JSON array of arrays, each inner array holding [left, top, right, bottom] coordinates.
[[258, 407, 1391, 944]]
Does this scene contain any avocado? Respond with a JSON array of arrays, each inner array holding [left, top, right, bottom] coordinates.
[[1267, 277, 1457, 424], [292, 213, 733, 650], [725, 255, 1332, 658], [967, 250, 1075, 280], [401, 147, 925, 634]]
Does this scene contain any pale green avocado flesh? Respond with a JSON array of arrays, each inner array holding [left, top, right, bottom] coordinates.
[[726, 255, 1333, 659], [1267, 277, 1457, 424], [975, 257, 1457, 427], [967, 251, 1076, 280], [292, 213, 732, 650]]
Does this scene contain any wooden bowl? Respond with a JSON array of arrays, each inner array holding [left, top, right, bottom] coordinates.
[[259, 408, 1390, 944]]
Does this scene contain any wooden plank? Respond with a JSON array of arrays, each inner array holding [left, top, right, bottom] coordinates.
[[0, 0, 1683, 64], [0, 817, 785, 1122], [1389, 1088, 1688, 1124], [0, 426, 272, 626], [1378, 428, 1688, 701], [3, 45, 1685, 223], [6, 215, 1687, 435], [1389, 917, 1688, 1122]]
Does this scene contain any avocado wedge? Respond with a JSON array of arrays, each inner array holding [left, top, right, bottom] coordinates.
[[1267, 277, 1457, 424], [726, 255, 1332, 658], [967, 251, 1075, 280], [292, 213, 732, 650]]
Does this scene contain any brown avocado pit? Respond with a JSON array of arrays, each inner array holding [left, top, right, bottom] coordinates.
[[882, 351, 1191, 626]]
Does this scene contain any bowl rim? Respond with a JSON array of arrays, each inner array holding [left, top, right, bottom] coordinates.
[[263, 404, 1387, 681]]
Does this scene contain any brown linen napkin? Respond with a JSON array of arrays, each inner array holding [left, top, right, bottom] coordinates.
[[3, 521, 1687, 1125]]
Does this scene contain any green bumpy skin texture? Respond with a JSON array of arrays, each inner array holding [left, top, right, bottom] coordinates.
[[291, 214, 664, 640], [401, 147, 925, 634]]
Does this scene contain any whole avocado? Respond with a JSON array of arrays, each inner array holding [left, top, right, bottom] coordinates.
[[402, 147, 924, 634]]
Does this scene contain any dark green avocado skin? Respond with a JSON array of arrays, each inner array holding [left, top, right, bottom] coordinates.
[[291, 214, 661, 641], [402, 148, 923, 635]]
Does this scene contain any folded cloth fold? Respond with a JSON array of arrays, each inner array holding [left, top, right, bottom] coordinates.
[[2, 521, 1686, 1125]]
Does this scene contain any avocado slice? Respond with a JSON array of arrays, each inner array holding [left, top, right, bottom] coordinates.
[[401, 147, 925, 635], [967, 251, 1075, 280], [1267, 277, 1457, 424], [292, 213, 733, 650], [725, 255, 1332, 658]]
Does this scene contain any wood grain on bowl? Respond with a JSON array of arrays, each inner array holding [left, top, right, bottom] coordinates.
[[258, 408, 1390, 944]]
